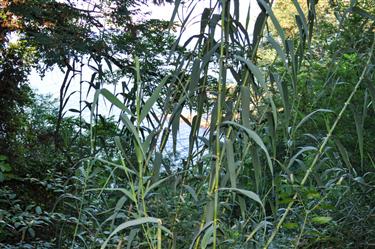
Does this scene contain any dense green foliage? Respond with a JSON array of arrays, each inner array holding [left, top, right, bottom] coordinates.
[[1, 0, 375, 248]]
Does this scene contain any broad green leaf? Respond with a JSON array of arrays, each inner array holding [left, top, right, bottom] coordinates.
[[311, 216, 332, 224], [189, 221, 213, 249], [251, 147, 262, 192], [240, 86, 251, 129], [222, 121, 273, 176], [269, 97, 278, 155], [120, 113, 144, 157], [270, 97, 278, 131], [100, 88, 133, 116], [274, 73, 290, 121], [335, 139, 353, 170], [200, 8, 212, 34], [142, 130, 157, 153], [140, 76, 169, 122], [96, 157, 136, 175], [238, 196, 246, 221], [366, 83, 375, 112], [208, 14, 221, 37], [295, 15, 305, 42], [352, 6, 375, 21], [283, 222, 299, 229], [257, 0, 286, 44], [190, 59, 201, 93], [170, 1, 197, 53], [168, 0, 181, 30], [231, 19, 251, 46], [68, 108, 81, 113], [0, 163, 11, 172], [104, 57, 113, 73], [267, 35, 287, 67], [115, 196, 127, 212], [294, 109, 333, 133], [101, 217, 171, 249], [306, 190, 320, 199], [235, 56, 265, 88], [233, 0, 239, 20], [225, 138, 236, 188], [246, 220, 272, 242], [145, 176, 171, 197], [159, 128, 170, 153], [201, 226, 214, 249], [87, 188, 136, 203], [354, 109, 364, 169], [219, 187, 263, 207], [286, 39, 297, 88], [172, 107, 182, 154], [245, 2, 251, 30], [127, 229, 138, 249], [151, 152, 162, 184], [183, 184, 199, 202], [352, 93, 368, 170], [307, 0, 316, 48], [91, 89, 100, 123], [201, 43, 220, 69], [292, 0, 308, 37], [252, 12, 267, 50], [287, 146, 317, 169]]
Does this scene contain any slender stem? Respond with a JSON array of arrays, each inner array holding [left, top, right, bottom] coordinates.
[[212, 1, 228, 248], [294, 212, 308, 248]]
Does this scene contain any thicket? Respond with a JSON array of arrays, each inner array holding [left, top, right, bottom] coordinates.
[[0, 0, 375, 248]]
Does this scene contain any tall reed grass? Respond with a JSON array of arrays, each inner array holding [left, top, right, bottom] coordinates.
[[61, 1, 375, 248]]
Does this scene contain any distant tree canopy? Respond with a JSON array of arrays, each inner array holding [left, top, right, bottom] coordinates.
[[1, 0, 175, 68], [0, 0, 178, 165]]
